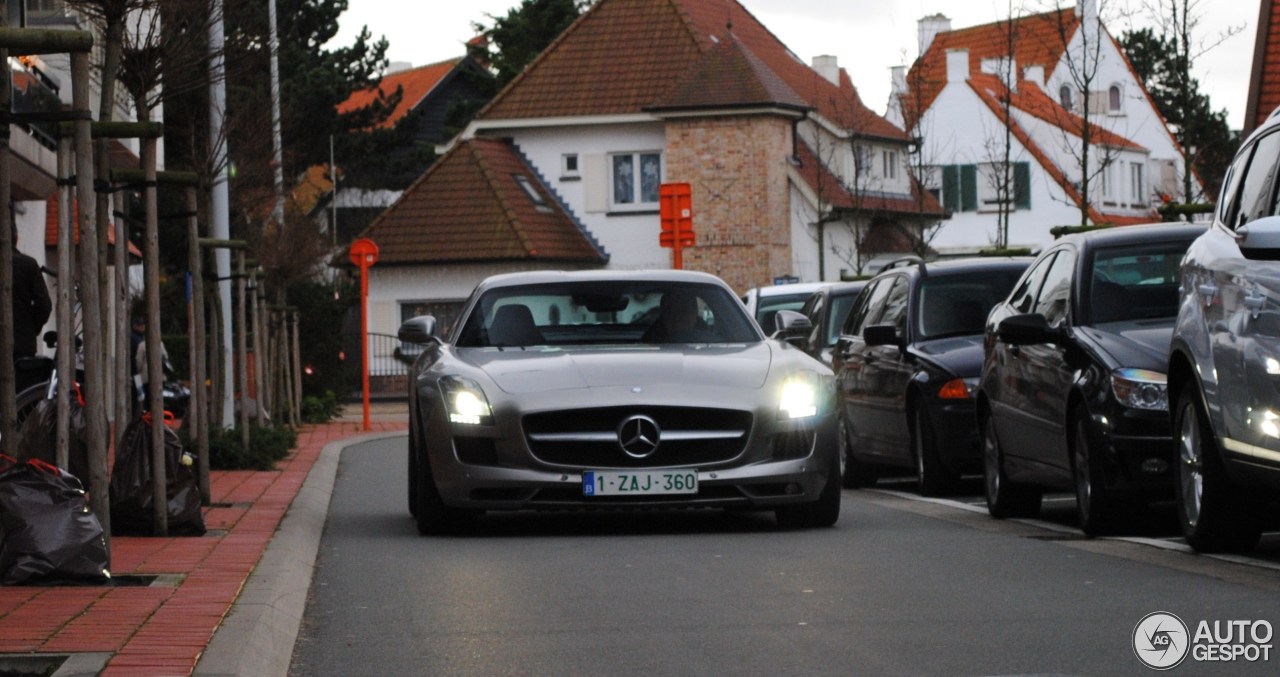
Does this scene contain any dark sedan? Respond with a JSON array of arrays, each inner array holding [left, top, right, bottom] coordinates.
[[799, 280, 868, 367], [397, 270, 841, 534], [832, 257, 1029, 495], [978, 223, 1206, 535]]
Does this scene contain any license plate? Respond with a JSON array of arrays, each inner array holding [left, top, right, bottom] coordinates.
[[582, 470, 698, 496]]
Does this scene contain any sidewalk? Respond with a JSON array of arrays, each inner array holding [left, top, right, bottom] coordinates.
[[0, 403, 407, 677]]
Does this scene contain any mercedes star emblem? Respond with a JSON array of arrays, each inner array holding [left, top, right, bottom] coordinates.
[[617, 414, 661, 458]]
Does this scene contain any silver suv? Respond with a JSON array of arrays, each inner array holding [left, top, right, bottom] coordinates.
[[1168, 107, 1280, 552]]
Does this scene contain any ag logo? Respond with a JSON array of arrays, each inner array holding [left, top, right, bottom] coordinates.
[[1134, 611, 1190, 670]]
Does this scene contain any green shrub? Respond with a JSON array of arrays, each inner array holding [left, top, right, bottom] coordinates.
[[301, 390, 342, 423], [192, 424, 299, 471]]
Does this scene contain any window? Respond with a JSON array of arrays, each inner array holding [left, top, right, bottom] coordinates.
[[882, 150, 898, 180], [514, 175, 553, 213], [853, 145, 872, 174], [846, 279, 890, 337], [561, 153, 579, 179], [1059, 85, 1074, 110], [1034, 249, 1076, 327], [877, 277, 911, 334], [1009, 252, 1056, 314], [1101, 162, 1114, 202], [1232, 131, 1280, 227], [1129, 162, 1146, 206], [945, 162, 1030, 212], [610, 152, 661, 208], [1108, 84, 1122, 113]]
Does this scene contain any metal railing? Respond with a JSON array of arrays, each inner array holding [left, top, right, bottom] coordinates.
[[353, 332, 421, 399]]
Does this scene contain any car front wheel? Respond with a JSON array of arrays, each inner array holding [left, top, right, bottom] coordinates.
[[1174, 383, 1261, 553], [1072, 408, 1127, 536], [982, 412, 1041, 519]]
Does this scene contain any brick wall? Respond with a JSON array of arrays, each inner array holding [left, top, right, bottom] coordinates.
[[663, 115, 794, 294]]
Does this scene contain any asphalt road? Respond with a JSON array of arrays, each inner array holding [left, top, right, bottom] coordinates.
[[289, 437, 1280, 676]]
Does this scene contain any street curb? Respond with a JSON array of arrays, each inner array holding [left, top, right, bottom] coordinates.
[[192, 431, 406, 677]]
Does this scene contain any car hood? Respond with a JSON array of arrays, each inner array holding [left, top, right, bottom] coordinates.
[[910, 334, 984, 377], [1076, 320, 1174, 370], [460, 343, 774, 394]]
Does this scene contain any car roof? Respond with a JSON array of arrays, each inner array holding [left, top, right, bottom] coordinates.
[[747, 281, 830, 298], [475, 269, 733, 292], [867, 256, 1032, 282], [1049, 222, 1207, 249]]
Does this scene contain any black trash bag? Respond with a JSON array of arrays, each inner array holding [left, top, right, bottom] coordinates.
[[15, 385, 89, 482], [109, 414, 206, 537], [0, 455, 111, 586]]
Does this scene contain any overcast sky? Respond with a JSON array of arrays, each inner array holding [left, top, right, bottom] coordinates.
[[331, 0, 1258, 129]]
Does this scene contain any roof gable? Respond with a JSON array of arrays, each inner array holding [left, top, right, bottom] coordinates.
[[338, 59, 463, 129], [356, 138, 606, 265], [477, 0, 905, 140]]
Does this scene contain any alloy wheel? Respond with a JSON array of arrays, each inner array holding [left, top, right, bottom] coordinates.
[[1177, 399, 1204, 529]]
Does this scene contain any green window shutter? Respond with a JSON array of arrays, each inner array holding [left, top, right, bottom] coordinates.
[[1014, 162, 1031, 209], [960, 164, 978, 212], [942, 165, 960, 212]]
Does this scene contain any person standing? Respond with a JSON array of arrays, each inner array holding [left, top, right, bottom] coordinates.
[[11, 229, 52, 359]]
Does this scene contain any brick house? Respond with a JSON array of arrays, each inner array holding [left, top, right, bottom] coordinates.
[[886, 0, 1199, 253], [1246, 0, 1280, 134], [352, 0, 944, 338]]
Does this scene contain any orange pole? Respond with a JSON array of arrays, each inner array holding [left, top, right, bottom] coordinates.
[[360, 262, 370, 431]]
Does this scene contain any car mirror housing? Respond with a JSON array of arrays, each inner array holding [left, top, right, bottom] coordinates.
[[1236, 215, 1280, 259], [996, 313, 1061, 345], [398, 315, 439, 345], [772, 310, 813, 343], [862, 324, 899, 347]]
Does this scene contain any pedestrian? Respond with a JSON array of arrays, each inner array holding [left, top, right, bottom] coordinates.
[[10, 227, 52, 359]]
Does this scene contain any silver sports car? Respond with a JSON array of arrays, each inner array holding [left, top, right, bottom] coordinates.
[[397, 270, 840, 534]]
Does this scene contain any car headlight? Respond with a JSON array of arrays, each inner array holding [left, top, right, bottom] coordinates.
[[778, 373, 819, 420], [440, 376, 493, 425], [1110, 368, 1167, 411]]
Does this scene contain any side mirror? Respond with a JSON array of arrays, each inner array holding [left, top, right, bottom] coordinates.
[[398, 315, 439, 345], [862, 324, 899, 347], [1237, 215, 1280, 259], [772, 310, 813, 343], [996, 313, 1062, 345]]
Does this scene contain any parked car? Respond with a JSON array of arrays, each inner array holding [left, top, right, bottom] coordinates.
[[979, 223, 1205, 536], [831, 257, 1029, 495], [799, 280, 869, 367], [741, 282, 829, 335], [1168, 107, 1280, 552], [397, 270, 841, 534]]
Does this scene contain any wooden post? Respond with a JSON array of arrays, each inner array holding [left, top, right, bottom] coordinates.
[[141, 127, 167, 537], [55, 136, 72, 470], [0, 17, 14, 450], [292, 310, 302, 426], [236, 250, 249, 449], [250, 270, 266, 427], [187, 187, 209, 503]]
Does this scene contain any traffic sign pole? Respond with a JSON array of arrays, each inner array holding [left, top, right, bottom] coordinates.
[[348, 239, 379, 431]]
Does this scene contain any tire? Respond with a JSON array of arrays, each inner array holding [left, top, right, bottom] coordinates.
[[982, 412, 1041, 519], [1174, 383, 1262, 553], [776, 458, 841, 529], [407, 419, 419, 518], [1071, 408, 1127, 537], [839, 413, 878, 489], [914, 408, 958, 497], [14, 381, 49, 430], [413, 436, 477, 536]]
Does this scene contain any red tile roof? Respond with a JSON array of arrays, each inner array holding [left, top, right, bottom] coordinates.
[[900, 9, 1079, 128], [338, 59, 462, 129], [793, 140, 946, 217], [355, 138, 607, 265], [1247, 0, 1280, 134], [479, 0, 905, 140], [969, 73, 1144, 150], [44, 196, 142, 259], [649, 32, 807, 113]]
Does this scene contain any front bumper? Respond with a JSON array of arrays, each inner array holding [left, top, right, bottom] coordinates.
[[927, 399, 981, 473], [1091, 407, 1174, 501]]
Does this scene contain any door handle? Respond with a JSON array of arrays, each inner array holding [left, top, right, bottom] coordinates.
[[1198, 282, 1217, 306], [1245, 287, 1266, 318]]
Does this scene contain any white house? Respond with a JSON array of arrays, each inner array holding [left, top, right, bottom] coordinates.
[[886, 1, 1199, 253]]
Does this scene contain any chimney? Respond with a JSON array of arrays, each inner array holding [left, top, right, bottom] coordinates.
[[1023, 65, 1046, 90], [812, 55, 840, 86], [918, 13, 952, 56], [890, 65, 907, 96], [386, 61, 413, 74], [946, 49, 969, 84]]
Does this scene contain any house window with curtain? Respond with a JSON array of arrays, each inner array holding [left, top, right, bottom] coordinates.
[[610, 151, 662, 210], [1130, 162, 1146, 206]]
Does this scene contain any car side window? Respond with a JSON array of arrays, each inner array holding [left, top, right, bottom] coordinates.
[[876, 276, 911, 334], [1232, 131, 1280, 228], [1008, 253, 1056, 314], [1035, 249, 1076, 327], [844, 279, 886, 336], [1218, 144, 1253, 227]]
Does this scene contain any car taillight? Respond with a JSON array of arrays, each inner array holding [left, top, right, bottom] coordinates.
[[937, 378, 971, 399]]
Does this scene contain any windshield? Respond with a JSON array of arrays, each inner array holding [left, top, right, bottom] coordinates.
[[1087, 240, 1193, 324], [916, 269, 1025, 340], [455, 281, 761, 347]]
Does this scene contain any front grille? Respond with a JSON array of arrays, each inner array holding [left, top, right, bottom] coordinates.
[[524, 406, 752, 468]]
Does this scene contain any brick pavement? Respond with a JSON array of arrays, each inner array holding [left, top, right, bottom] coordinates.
[[0, 416, 407, 676]]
